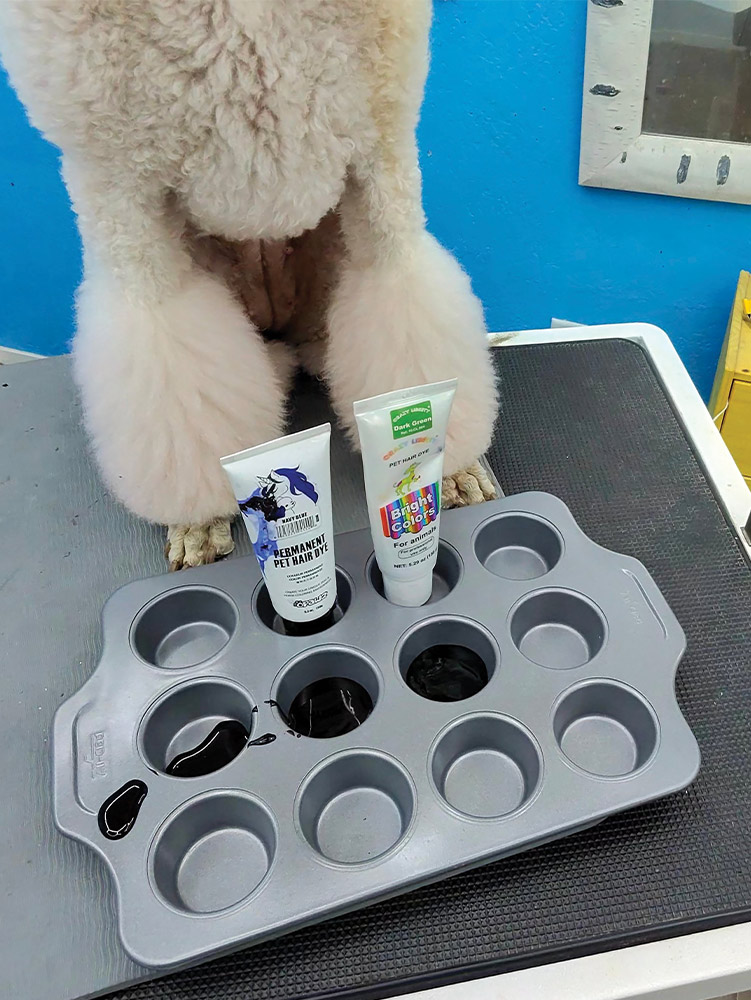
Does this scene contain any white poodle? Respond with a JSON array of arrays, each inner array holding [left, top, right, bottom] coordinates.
[[0, 0, 499, 568]]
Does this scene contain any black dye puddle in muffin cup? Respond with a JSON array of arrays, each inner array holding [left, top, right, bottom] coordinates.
[[284, 677, 374, 738], [405, 644, 488, 702], [397, 617, 499, 703], [165, 720, 251, 777], [273, 648, 380, 739]]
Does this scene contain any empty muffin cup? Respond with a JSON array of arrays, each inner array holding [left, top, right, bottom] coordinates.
[[431, 714, 542, 819], [151, 791, 276, 914], [254, 569, 353, 635], [297, 751, 415, 864], [510, 590, 606, 669], [368, 541, 462, 605], [273, 647, 380, 738], [140, 678, 255, 776], [397, 617, 498, 702], [474, 513, 563, 581], [554, 681, 659, 777], [131, 587, 238, 669]]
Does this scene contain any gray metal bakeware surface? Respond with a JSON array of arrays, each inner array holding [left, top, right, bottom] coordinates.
[[53, 490, 700, 970]]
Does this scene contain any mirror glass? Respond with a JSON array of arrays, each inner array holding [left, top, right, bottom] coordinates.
[[643, 0, 751, 142]]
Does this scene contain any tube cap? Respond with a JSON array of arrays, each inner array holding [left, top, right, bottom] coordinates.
[[383, 573, 432, 607]]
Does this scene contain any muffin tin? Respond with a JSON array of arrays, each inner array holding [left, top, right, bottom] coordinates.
[[53, 492, 700, 969]]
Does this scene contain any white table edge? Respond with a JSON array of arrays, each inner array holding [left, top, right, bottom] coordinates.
[[400, 922, 751, 1000]]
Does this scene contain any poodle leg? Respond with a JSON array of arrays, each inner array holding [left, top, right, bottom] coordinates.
[[442, 461, 498, 509], [163, 343, 298, 571], [68, 166, 288, 563], [327, 224, 499, 495], [325, 7, 498, 500], [165, 519, 235, 572], [164, 343, 297, 569]]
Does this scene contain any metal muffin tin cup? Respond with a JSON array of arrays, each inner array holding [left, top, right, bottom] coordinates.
[[53, 493, 700, 969]]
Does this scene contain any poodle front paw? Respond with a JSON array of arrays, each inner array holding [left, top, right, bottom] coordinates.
[[442, 461, 498, 509], [166, 518, 235, 571]]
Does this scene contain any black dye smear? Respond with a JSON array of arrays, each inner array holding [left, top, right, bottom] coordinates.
[[405, 644, 488, 702], [247, 732, 276, 746], [165, 720, 249, 777], [98, 780, 148, 840], [279, 603, 340, 638], [285, 677, 373, 738]]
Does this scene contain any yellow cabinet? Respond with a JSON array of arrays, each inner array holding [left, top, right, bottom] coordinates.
[[722, 380, 751, 482], [710, 272, 751, 487]]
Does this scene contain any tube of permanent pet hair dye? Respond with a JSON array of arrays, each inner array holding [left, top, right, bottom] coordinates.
[[221, 425, 338, 636], [354, 380, 457, 607]]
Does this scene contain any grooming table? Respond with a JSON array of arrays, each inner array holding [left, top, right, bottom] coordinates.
[[2, 324, 750, 1000]]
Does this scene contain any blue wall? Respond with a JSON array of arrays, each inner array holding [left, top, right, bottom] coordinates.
[[0, 75, 81, 358], [1, 0, 747, 399]]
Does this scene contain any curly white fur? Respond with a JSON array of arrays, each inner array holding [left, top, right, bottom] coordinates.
[[0, 0, 499, 540], [74, 265, 288, 524], [327, 232, 498, 474]]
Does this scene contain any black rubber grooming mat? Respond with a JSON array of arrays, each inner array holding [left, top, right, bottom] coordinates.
[[112, 340, 751, 1000]]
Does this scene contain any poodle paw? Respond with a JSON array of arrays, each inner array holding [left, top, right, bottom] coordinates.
[[442, 461, 498, 509], [166, 518, 235, 571]]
